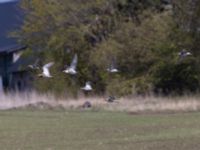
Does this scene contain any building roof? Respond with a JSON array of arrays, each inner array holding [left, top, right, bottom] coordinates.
[[0, 0, 22, 48], [0, 45, 26, 53]]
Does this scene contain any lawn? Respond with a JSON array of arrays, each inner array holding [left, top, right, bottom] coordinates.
[[0, 110, 200, 150]]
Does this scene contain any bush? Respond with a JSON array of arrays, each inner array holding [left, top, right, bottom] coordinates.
[[151, 57, 200, 95]]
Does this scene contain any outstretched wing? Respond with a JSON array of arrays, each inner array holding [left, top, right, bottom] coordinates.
[[110, 61, 115, 70], [29, 59, 41, 69], [43, 67, 50, 76], [70, 54, 78, 69], [43, 62, 54, 69], [86, 81, 92, 90], [34, 59, 40, 66], [42, 62, 54, 76]]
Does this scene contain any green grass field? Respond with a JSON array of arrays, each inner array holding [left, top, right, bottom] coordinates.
[[0, 110, 200, 150]]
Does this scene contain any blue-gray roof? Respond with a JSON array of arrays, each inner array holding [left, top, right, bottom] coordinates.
[[0, 0, 22, 48], [0, 45, 26, 53]]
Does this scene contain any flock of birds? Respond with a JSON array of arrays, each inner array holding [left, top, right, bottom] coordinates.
[[28, 53, 119, 92], [28, 49, 191, 94]]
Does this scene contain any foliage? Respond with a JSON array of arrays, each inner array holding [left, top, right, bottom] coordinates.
[[151, 57, 200, 95], [14, 0, 200, 96]]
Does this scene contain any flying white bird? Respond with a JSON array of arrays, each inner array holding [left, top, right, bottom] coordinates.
[[107, 60, 119, 73], [13, 51, 23, 63], [178, 49, 192, 58], [107, 67, 119, 73], [28, 59, 40, 70], [81, 81, 92, 91], [38, 62, 54, 78], [63, 54, 78, 75]]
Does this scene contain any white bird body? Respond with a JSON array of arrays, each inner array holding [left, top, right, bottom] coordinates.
[[63, 54, 78, 75], [28, 59, 40, 70], [107, 68, 119, 73], [63, 67, 77, 75], [185, 52, 192, 56], [107, 58, 119, 73], [38, 62, 54, 78], [81, 82, 92, 91]]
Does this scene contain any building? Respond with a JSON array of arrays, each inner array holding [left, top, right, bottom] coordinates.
[[0, 45, 33, 92], [0, 0, 34, 92]]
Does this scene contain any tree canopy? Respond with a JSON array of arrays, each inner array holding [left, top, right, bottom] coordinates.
[[14, 0, 200, 96]]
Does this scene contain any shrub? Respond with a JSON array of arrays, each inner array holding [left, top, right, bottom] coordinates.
[[151, 57, 200, 95]]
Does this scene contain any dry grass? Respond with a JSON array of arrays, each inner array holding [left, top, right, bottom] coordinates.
[[114, 96, 200, 113], [0, 92, 200, 113]]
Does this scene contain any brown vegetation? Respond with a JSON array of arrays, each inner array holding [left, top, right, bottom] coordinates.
[[1, 92, 200, 113]]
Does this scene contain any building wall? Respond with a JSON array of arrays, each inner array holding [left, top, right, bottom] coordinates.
[[0, 46, 33, 92], [9, 71, 33, 92], [0, 54, 7, 75], [0, 76, 4, 93], [0, 53, 13, 89]]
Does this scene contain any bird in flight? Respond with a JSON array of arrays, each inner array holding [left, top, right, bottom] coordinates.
[[38, 62, 54, 78], [178, 49, 192, 58], [28, 59, 40, 70], [107, 59, 119, 73], [81, 81, 92, 91], [63, 54, 78, 75]]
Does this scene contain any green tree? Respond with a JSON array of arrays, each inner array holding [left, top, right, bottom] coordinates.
[[15, 0, 200, 96]]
